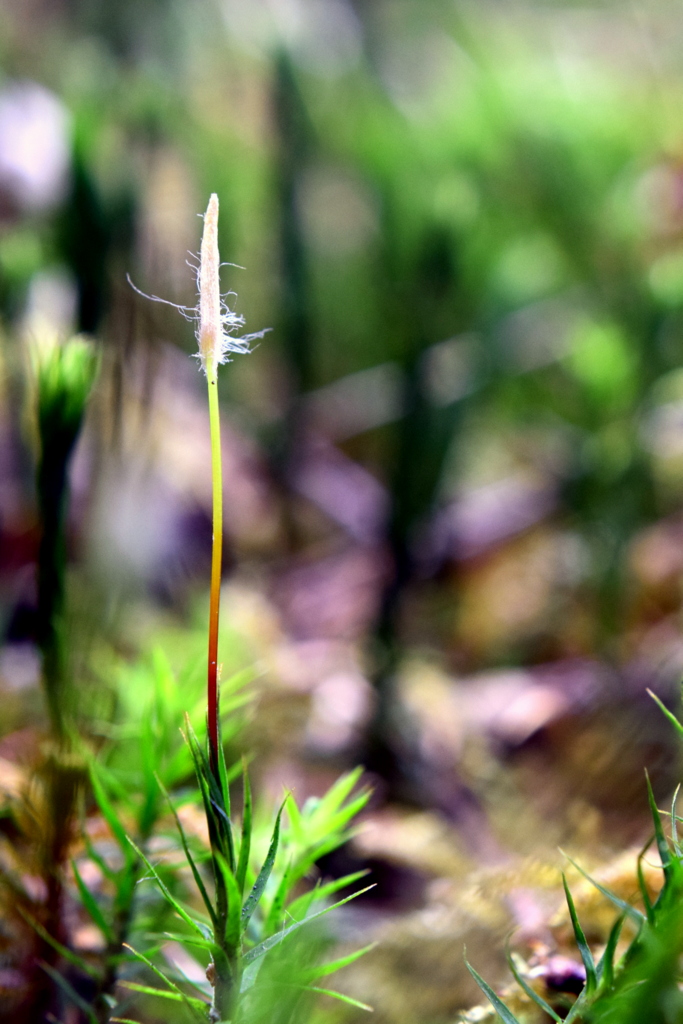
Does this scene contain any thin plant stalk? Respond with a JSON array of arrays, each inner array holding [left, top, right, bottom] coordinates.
[[200, 194, 224, 779], [206, 352, 223, 779]]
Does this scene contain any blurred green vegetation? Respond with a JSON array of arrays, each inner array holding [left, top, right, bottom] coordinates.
[[4, 0, 683, 1021]]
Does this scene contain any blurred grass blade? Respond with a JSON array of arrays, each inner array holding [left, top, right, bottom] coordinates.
[[288, 869, 371, 920], [71, 858, 114, 943], [90, 761, 132, 861], [506, 951, 561, 1022], [302, 985, 373, 1011], [464, 954, 522, 1024], [19, 907, 98, 977], [123, 943, 208, 1020], [304, 942, 378, 980], [40, 961, 99, 1024]]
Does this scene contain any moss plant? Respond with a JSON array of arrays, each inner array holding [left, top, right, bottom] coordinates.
[[33, 334, 99, 741], [17, 334, 99, 1022], [73, 195, 374, 1024], [465, 691, 683, 1024]]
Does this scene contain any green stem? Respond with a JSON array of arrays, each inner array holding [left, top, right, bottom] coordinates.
[[207, 355, 223, 780]]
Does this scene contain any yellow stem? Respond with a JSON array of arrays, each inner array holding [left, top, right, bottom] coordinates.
[[206, 355, 223, 776]]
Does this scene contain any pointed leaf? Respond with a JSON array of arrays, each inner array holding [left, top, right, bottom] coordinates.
[[310, 768, 364, 825], [241, 802, 284, 929], [561, 853, 644, 924], [82, 828, 116, 882], [645, 770, 672, 883], [264, 865, 290, 935], [122, 943, 208, 1021], [285, 792, 303, 842], [671, 784, 681, 852], [242, 885, 375, 966], [236, 767, 252, 898], [217, 717, 231, 820], [648, 689, 683, 740], [563, 875, 597, 994], [597, 912, 625, 991], [302, 985, 372, 1011], [90, 763, 132, 861], [39, 962, 99, 1024], [288, 870, 371, 920], [19, 908, 98, 978], [214, 852, 242, 951], [637, 840, 655, 925], [119, 982, 207, 1008], [506, 952, 561, 1022], [71, 859, 114, 943], [464, 954, 522, 1024], [156, 773, 217, 928], [127, 838, 208, 940], [304, 942, 378, 981]]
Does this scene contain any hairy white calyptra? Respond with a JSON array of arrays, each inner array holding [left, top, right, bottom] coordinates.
[[196, 193, 257, 375], [199, 193, 221, 371]]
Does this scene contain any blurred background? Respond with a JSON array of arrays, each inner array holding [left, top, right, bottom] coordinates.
[[4, 0, 683, 1018]]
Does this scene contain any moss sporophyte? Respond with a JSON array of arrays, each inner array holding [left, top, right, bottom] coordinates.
[[196, 193, 265, 778], [117, 197, 372, 1024]]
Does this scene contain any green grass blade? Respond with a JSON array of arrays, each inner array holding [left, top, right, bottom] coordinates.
[[597, 912, 625, 991], [636, 839, 655, 925], [645, 770, 672, 882], [90, 762, 132, 861], [82, 828, 116, 882], [464, 954, 522, 1024], [285, 792, 303, 842], [561, 853, 644, 924], [304, 942, 378, 980], [120, 982, 207, 1008], [563, 874, 597, 994], [506, 952, 561, 1022], [39, 962, 99, 1024], [648, 689, 683, 740], [311, 768, 364, 824], [236, 766, 252, 898], [302, 985, 373, 1011], [217, 718, 231, 821], [19, 908, 98, 977], [127, 838, 208, 940], [288, 870, 370, 920], [671, 784, 681, 851], [122, 943, 208, 1021], [156, 773, 217, 928], [241, 802, 284, 930], [214, 852, 242, 950], [71, 858, 114, 943], [563, 993, 589, 1024], [264, 865, 290, 935], [242, 885, 375, 966]]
